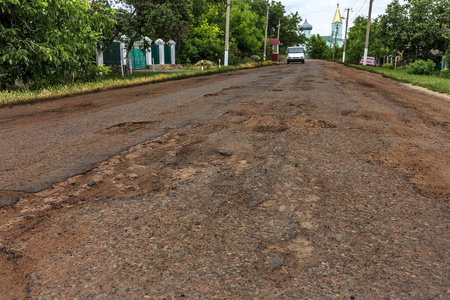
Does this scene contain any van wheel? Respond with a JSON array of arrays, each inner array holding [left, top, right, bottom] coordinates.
[[287, 61, 290, 64]]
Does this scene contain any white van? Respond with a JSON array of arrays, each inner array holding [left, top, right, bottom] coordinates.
[[286, 47, 305, 64]]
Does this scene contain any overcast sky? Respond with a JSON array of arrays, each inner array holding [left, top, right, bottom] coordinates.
[[281, 0, 405, 36]]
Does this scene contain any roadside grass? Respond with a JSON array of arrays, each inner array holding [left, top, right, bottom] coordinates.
[[0, 61, 274, 108], [347, 64, 450, 95]]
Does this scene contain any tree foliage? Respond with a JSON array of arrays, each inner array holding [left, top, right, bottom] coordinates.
[[0, 0, 115, 88], [378, 0, 450, 62], [191, 0, 264, 61], [306, 35, 331, 59], [265, 1, 305, 52], [181, 17, 223, 63], [230, 0, 264, 58], [1, 0, 306, 89], [346, 16, 367, 63], [346, 16, 389, 64], [181, 0, 305, 64]]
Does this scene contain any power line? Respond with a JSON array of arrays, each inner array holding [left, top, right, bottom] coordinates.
[[351, 0, 368, 21], [350, 0, 361, 7]]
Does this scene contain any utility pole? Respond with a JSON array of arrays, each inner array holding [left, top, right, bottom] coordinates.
[[363, 0, 374, 65], [263, 3, 269, 61], [342, 8, 351, 63], [276, 18, 281, 61], [330, 31, 333, 48], [277, 18, 281, 40], [224, 0, 230, 66]]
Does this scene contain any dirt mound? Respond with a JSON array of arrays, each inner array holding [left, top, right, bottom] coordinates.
[[194, 60, 216, 69]]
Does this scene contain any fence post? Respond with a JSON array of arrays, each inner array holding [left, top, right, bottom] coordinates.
[[155, 39, 165, 65], [119, 35, 127, 76], [442, 50, 448, 70], [145, 37, 153, 68], [168, 40, 176, 65]]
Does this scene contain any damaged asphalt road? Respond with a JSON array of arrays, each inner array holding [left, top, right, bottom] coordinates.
[[0, 61, 449, 299]]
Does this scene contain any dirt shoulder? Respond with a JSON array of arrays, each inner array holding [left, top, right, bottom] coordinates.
[[0, 61, 448, 299]]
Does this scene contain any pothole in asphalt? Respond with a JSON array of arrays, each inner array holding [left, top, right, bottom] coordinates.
[[271, 87, 284, 92], [225, 110, 253, 117], [203, 92, 221, 97], [341, 110, 357, 116], [316, 120, 337, 128], [101, 121, 158, 134], [203, 86, 243, 98], [222, 85, 243, 91], [253, 125, 289, 133]]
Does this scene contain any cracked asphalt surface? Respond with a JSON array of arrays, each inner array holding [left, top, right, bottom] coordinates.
[[0, 61, 449, 299]]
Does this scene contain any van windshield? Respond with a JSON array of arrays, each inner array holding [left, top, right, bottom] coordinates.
[[288, 48, 304, 53]]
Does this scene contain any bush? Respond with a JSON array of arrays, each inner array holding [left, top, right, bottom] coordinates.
[[407, 59, 436, 75], [382, 63, 394, 69], [439, 68, 450, 78], [250, 55, 262, 62]]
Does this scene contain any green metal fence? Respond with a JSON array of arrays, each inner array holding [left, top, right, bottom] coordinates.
[[103, 40, 174, 68], [164, 45, 171, 64], [131, 41, 146, 70], [103, 42, 121, 67], [151, 45, 160, 65]]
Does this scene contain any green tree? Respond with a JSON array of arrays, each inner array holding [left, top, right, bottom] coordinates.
[[346, 16, 389, 64], [0, 0, 115, 88], [191, 0, 224, 20], [181, 18, 223, 63], [280, 12, 305, 51], [230, 0, 264, 58], [181, 0, 304, 64], [346, 16, 367, 63], [266, 1, 305, 53], [379, 0, 450, 62], [188, 0, 263, 62], [306, 34, 331, 59]]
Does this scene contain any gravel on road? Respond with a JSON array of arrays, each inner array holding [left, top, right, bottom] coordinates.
[[0, 61, 448, 299]]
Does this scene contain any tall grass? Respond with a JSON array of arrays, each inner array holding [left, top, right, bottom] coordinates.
[[0, 61, 274, 107], [348, 64, 450, 95]]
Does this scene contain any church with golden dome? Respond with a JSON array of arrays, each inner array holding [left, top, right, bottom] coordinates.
[[322, 2, 344, 48]]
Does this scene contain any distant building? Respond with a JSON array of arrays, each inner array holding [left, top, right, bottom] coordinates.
[[301, 19, 313, 38], [322, 2, 344, 48]]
